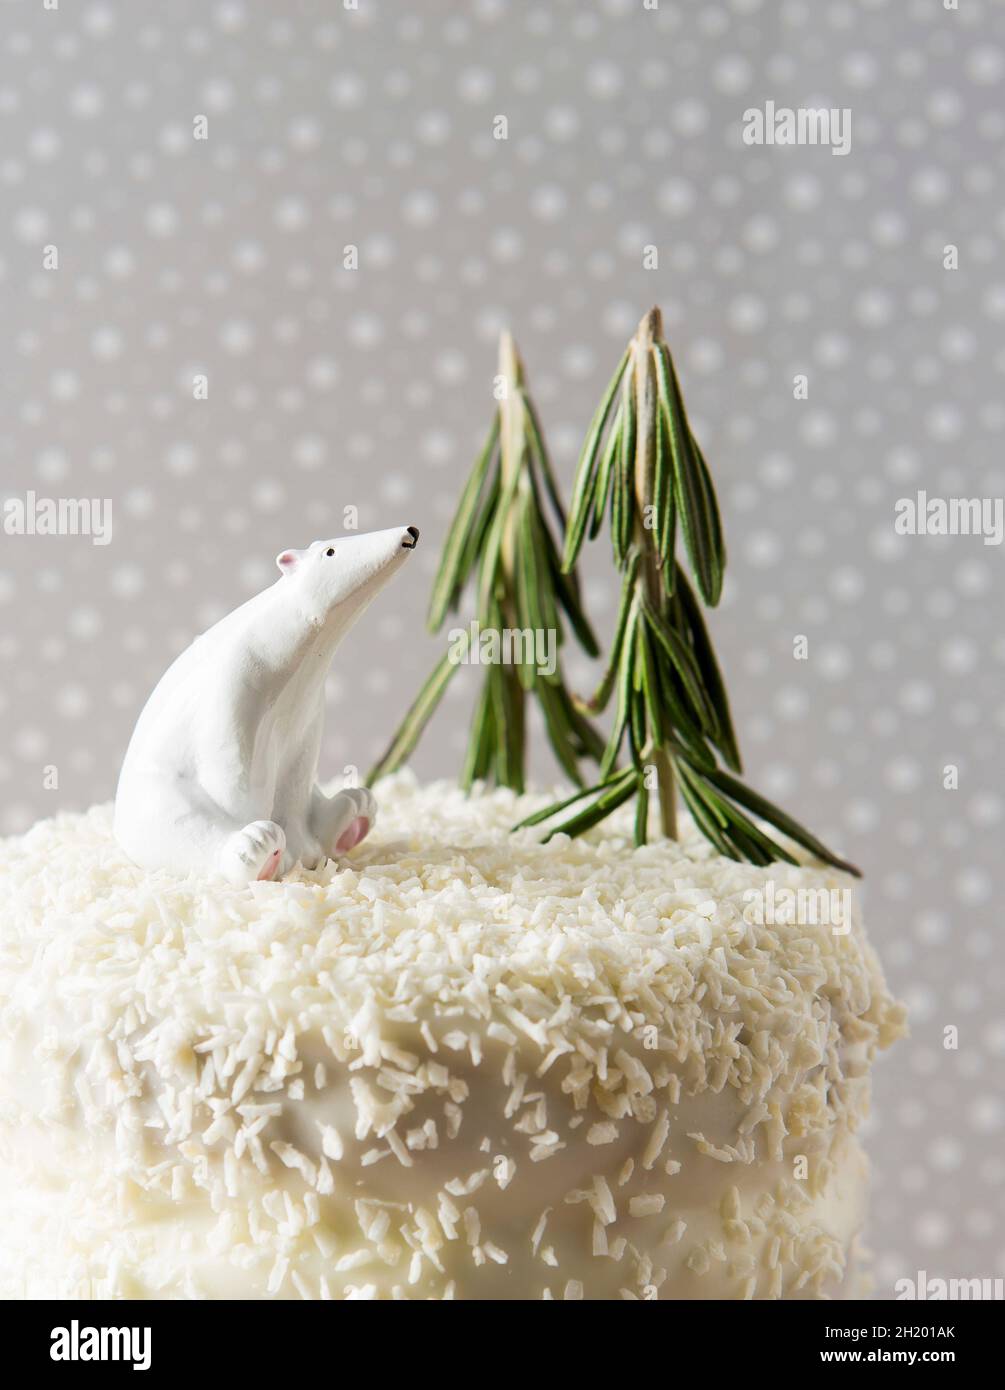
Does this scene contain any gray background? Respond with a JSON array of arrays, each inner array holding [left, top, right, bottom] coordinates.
[[1, 0, 1002, 1294]]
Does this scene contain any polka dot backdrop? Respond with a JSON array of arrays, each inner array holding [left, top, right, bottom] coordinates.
[[1, 0, 1003, 1292]]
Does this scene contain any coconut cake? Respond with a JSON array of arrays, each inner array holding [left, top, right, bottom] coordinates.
[[0, 773, 905, 1300]]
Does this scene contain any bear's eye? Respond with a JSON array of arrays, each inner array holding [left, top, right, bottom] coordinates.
[[326, 548, 335, 557]]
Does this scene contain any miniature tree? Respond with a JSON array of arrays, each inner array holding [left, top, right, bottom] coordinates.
[[369, 332, 603, 792], [521, 307, 858, 875]]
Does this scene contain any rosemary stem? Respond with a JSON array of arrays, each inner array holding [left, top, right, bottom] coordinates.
[[497, 331, 526, 770], [632, 307, 677, 840], [497, 331, 523, 585]]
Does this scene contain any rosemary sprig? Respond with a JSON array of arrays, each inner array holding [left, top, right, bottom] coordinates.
[[369, 332, 603, 792], [536, 307, 859, 876]]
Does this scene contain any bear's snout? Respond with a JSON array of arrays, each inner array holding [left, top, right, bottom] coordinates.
[[402, 526, 420, 549]]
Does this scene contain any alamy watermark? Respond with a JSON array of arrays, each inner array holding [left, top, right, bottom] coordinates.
[[448, 620, 557, 678], [895, 1270, 1003, 1301], [742, 101, 852, 157], [50, 1319, 151, 1370], [2, 491, 113, 546], [895, 491, 1003, 546], [743, 880, 852, 935]]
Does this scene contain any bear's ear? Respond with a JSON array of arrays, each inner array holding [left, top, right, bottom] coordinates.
[[276, 549, 302, 574]]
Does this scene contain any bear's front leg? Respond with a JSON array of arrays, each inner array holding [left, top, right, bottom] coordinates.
[[309, 784, 377, 857], [273, 714, 330, 874]]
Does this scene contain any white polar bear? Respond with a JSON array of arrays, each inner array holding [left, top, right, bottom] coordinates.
[[114, 525, 419, 884]]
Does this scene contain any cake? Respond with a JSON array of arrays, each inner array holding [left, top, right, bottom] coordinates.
[[0, 773, 904, 1300]]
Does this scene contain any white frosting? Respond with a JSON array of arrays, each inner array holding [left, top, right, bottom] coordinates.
[[0, 775, 905, 1299], [113, 526, 418, 884]]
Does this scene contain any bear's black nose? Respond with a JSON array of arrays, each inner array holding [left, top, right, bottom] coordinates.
[[406, 526, 419, 541]]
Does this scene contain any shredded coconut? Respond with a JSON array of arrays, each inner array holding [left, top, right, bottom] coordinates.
[[0, 773, 904, 1301]]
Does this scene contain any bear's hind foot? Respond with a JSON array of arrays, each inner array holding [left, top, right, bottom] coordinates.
[[220, 820, 287, 885], [335, 815, 370, 853], [312, 785, 377, 857]]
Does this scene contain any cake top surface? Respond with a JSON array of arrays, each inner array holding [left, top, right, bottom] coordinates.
[[1, 773, 903, 1086]]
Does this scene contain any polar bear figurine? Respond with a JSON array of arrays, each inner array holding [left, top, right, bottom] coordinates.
[[114, 525, 419, 884]]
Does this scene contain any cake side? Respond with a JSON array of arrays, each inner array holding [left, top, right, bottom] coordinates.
[[0, 773, 905, 1300]]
